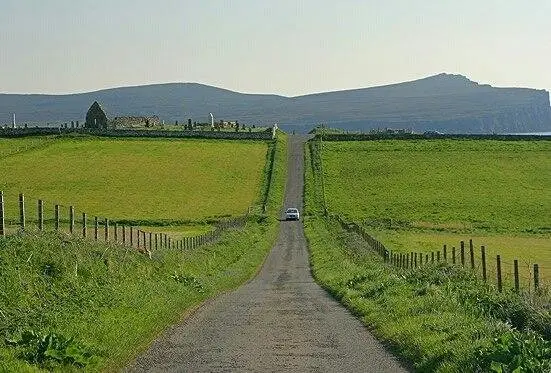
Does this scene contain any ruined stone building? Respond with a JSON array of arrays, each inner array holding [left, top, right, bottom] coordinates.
[[111, 116, 161, 128], [85, 101, 108, 128]]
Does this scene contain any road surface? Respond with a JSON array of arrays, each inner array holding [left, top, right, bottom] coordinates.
[[126, 135, 409, 372]]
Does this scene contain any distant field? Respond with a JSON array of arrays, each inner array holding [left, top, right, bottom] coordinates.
[[322, 140, 551, 234], [0, 137, 56, 158], [0, 136, 267, 222], [319, 139, 551, 278]]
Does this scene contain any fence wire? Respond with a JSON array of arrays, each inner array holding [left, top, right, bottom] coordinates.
[[0, 191, 250, 255]]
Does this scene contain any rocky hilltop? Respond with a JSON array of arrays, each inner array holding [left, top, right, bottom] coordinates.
[[1, 74, 549, 133]]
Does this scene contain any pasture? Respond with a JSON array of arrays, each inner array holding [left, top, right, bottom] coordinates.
[[0, 136, 268, 223], [319, 139, 551, 276]]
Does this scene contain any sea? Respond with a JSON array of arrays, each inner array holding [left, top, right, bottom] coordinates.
[[508, 132, 551, 136]]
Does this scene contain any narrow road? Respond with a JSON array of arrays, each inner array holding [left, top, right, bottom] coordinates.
[[126, 135, 408, 372]]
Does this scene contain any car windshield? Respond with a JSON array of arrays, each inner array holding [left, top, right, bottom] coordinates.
[[286, 208, 298, 213]]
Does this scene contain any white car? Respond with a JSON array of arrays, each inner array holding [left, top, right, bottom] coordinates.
[[285, 208, 300, 221]]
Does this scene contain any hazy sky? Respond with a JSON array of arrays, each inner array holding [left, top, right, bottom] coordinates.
[[1, 0, 550, 96]]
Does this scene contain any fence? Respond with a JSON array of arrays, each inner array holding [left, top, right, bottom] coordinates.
[[334, 215, 547, 294], [0, 191, 249, 256]]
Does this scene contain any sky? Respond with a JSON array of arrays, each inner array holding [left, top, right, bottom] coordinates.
[[1, 0, 550, 96]]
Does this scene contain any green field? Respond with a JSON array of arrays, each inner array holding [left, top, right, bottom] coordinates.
[[0, 136, 268, 223], [0, 137, 57, 159], [318, 139, 551, 278]]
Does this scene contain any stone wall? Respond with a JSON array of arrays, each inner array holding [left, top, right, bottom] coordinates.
[[0, 127, 274, 140]]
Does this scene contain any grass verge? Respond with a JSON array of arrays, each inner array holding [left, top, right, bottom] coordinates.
[[304, 140, 551, 372], [0, 135, 287, 372]]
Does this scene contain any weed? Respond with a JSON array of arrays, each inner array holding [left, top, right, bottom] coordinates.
[[6, 330, 96, 368]]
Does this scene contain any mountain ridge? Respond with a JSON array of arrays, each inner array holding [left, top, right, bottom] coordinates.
[[1, 73, 550, 133]]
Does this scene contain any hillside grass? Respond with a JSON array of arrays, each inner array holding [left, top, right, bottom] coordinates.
[[0, 136, 267, 222], [321, 140, 550, 234], [304, 144, 551, 372], [0, 134, 287, 372], [319, 139, 551, 277]]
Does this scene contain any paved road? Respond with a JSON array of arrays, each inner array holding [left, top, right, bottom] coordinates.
[[126, 135, 408, 372]]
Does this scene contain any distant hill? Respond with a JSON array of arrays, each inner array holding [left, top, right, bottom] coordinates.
[[1, 73, 550, 133]]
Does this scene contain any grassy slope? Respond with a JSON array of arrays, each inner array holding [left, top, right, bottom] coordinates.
[[304, 142, 551, 372], [0, 135, 287, 372], [0, 136, 267, 222], [320, 139, 551, 275]]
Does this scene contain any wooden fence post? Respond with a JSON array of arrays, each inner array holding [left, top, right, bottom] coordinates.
[[426, 254, 429, 264], [137, 230, 141, 248], [452, 247, 456, 264], [481, 246, 487, 281], [155, 233, 158, 250], [19, 193, 25, 231], [164, 234, 168, 248], [414, 253, 418, 268], [122, 226, 126, 245], [104, 218, 109, 241], [514, 259, 519, 292], [149, 232, 152, 250], [0, 191, 4, 237], [534, 264, 539, 291], [497, 255, 502, 292], [437, 251, 440, 262], [38, 199, 44, 230], [419, 253, 423, 266], [114, 222, 118, 242], [410, 252, 414, 268], [469, 239, 474, 269], [55, 205, 60, 231], [82, 213, 87, 237], [443, 245, 447, 261], [130, 227, 133, 247], [69, 206, 75, 234], [94, 217, 99, 240], [143, 231, 146, 250], [461, 245, 465, 267]]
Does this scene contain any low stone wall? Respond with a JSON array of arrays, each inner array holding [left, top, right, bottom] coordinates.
[[0, 127, 274, 140], [316, 133, 551, 141]]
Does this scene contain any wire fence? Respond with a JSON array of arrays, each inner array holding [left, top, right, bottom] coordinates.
[[334, 215, 548, 296], [0, 191, 250, 257]]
